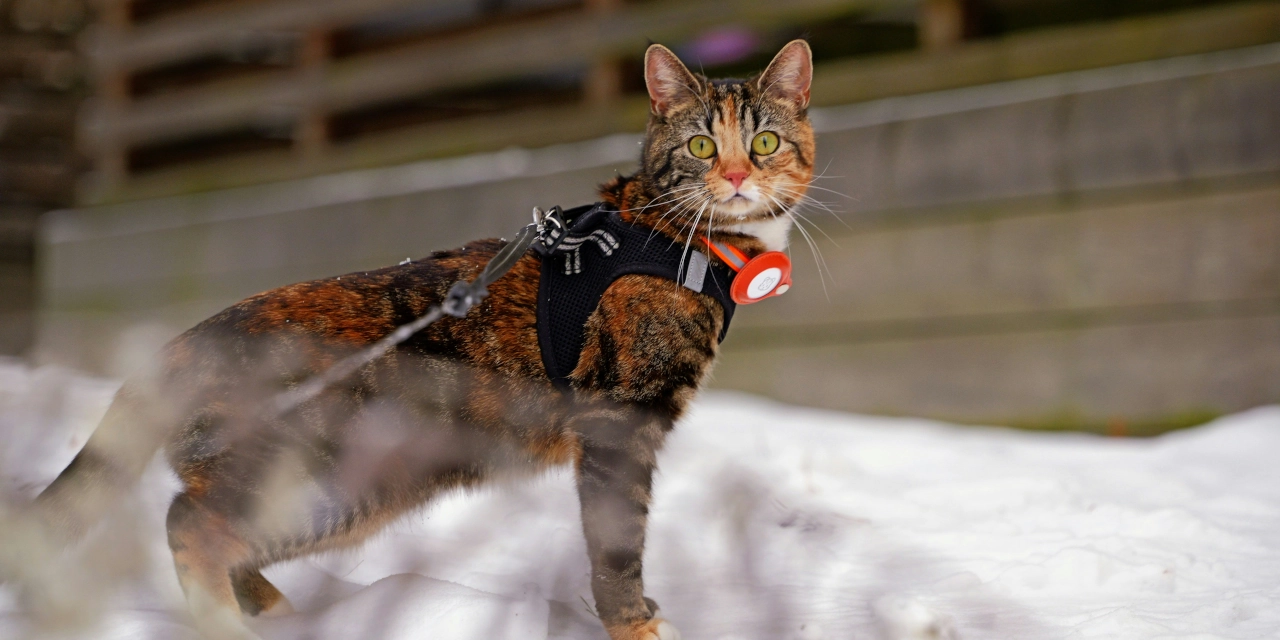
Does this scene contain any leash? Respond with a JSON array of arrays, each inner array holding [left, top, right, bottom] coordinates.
[[269, 203, 791, 416], [272, 207, 566, 417]]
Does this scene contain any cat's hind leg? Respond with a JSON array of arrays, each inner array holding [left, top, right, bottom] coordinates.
[[166, 492, 263, 640]]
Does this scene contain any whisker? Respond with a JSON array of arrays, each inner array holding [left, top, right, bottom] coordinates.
[[808, 158, 843, 181], [765, 192, 834, 302], [635, 187, 709, 242], [648, 192, 711, 246], [787, 183, 854, 199], [789, 209, 842, 247], [774, 184, 853, 231], [647, 190, 707, 224], [773, 180, 852, 203], [790, 215, 834, 303], [772, 188, 839, 215], [617, 184, 706, 214], [629, 183, 705, 206], [676, 198, 711, 264], [661, 194, 703, 247], [776, 192, 842, 250]]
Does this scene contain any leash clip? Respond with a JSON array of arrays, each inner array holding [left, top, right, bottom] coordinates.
[[442, 281, 487, 318], [532, 206, 567, 255]]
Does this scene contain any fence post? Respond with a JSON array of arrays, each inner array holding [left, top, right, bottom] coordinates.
[[584, 0, 622, 106], [81, 0, 132, 200], [294, 28, 331, 162], [919, 0, 966, 52]]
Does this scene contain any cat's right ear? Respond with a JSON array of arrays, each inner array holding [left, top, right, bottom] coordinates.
[[644, 44, 701, 117]]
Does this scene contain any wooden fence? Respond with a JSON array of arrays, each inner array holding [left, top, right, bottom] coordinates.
[[79, 0, 917, 202], [0, 1, 88, 355], [76, 0, 1280, 205]]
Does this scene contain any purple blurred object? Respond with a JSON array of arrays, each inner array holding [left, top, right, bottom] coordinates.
[[680, 27, 760, 68]]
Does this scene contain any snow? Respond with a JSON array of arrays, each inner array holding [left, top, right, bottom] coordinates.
[[2, 359, 1278, 639]]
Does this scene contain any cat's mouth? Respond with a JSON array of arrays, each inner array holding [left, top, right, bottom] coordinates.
[[718, 190, 757, 205], [712, 193, 773, 220]]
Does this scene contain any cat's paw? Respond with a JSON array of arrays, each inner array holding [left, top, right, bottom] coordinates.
[[609, 617, 682, 640], [649, 618, 682, 640], [257, 596, 295, 618]]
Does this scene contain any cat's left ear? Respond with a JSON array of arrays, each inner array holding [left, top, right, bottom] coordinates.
[[757, 39, 813, 109]]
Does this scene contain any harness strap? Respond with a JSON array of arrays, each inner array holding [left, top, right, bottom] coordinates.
[[705, 239, 749, 271], [536, 203, 738, 390]]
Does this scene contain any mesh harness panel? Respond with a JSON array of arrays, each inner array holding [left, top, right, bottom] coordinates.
[[535, 202, 737, 389]]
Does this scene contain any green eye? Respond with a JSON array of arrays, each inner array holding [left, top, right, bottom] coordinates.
[[688, 135, 717, 159], [752, 131, 779, 156]]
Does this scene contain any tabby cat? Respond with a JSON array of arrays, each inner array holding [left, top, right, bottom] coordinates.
[[36, 40, 815, 640]]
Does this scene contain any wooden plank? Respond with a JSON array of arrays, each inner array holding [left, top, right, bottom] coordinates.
[[811, 1, 1280, 107], [83, 97, 650, 204], [0, 160, 77, 204], [92, 0, 902, 73], [0, 34, 83, 90], [84, 0, 444, 73], [82, 0, 910, 149], [0, 100, 78, 145]]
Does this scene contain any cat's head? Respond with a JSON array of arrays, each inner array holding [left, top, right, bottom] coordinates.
[[632, 39, 815, 244]]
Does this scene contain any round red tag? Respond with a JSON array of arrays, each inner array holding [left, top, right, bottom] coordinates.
[[730, 251, 793, 305]]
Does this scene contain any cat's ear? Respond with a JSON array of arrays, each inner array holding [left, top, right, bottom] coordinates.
[[757, 39, 812, 109], [644, 44, 701, 116]]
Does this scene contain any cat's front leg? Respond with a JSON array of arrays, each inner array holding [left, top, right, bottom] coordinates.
[[575, 414, 681, 640]]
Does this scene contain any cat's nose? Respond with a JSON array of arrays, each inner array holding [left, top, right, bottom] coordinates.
[[724, 171, 749, 190]]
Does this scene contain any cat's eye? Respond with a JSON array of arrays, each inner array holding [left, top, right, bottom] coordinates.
[[752, 131, 780, 156], [688, 135, 717, 159]]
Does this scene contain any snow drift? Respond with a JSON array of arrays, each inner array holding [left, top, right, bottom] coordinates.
[[1, 359, 1277, 639]]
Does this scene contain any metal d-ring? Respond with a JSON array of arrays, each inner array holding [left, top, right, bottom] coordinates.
[[533, 205, 566, 253]]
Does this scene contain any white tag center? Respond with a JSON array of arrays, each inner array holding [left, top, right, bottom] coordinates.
[[747, 267, 782, 299]]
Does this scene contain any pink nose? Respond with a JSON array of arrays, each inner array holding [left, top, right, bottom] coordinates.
[[725, 171, 749, 190]]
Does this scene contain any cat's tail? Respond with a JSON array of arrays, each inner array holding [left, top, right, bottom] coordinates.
[[33, 382, 170, 543], [0, 379, 174, 626]]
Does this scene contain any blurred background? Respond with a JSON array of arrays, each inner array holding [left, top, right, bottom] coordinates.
[[1, 0, 1277, 435]]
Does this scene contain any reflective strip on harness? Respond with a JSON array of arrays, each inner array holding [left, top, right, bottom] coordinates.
[[706, 240, 748, 271], [682, 250, 709, 293]]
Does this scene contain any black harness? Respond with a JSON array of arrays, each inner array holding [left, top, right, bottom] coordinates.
[[533, 202, 738, 389]]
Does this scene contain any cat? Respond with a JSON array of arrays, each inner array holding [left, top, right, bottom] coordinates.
[[34, 40, 815, 640]]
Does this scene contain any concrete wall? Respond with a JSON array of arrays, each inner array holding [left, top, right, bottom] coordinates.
[[37, 45, 1280, 427], [0, 205, 37, 356], [716, 185, 1280, 428]]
